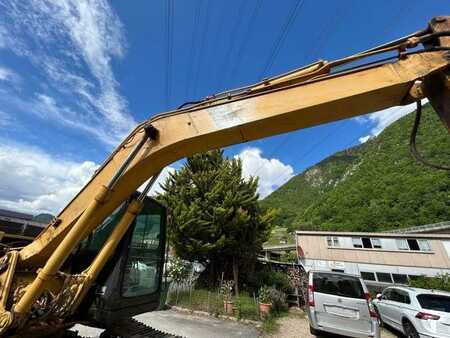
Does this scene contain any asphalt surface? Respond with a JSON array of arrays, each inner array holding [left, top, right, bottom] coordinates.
[[71, 309, 260, 338], [71, 308, 400, 338]]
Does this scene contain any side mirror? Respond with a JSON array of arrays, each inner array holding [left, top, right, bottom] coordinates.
[[376, 293, 382, 300]]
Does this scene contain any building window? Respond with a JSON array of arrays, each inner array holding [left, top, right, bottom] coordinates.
[[418, 239, 431, 251], [326, 236, 340, 247], [396, 239, 409, 250], [392, 274, 408, 284], [352, 237, 363, 248], [361, 237, 372, 248], [396, 238, 431, 251], [371, 238, 382, 249], [361, 271, 376, 281], [407, 239, 420, 251], [352, 237, 382, 249], [376, 272, 393, 283]]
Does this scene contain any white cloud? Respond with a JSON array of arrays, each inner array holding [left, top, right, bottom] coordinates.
[[356, 100, 426, 141], [0, 0, 135, 145], [236, 147, 294, 198], [0, 139, 176, 215], [0, 110, 12, 128], [358, 135, 371, 144], [138, 166, 177, 197], [0, 142, 98, 214], [0, 66, 20, 84]]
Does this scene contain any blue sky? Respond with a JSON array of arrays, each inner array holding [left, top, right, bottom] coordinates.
[[0, 0, 448, 214]]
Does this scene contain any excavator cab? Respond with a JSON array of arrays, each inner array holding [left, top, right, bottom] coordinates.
[[71, 194, 167, 328]]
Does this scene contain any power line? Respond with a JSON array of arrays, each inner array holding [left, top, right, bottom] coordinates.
[[165, 0, 174, 109], [268, 121, 348, 187], [258, 0, 304, 80], [193, 0, 212, 97], [254, 1, 343, 177], [251, 0, 307, 178], [228, 0, 263, 83], [210, 1, 228, 91], [216, 0, 247, 90], [185, 1, 202, 100]]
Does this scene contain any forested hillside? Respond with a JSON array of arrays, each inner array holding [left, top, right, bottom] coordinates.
[[261, 104, 450, 233]]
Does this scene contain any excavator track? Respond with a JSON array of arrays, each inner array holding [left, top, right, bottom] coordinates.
[[67, 318, 184, 338], [106, 318, 184, 338]]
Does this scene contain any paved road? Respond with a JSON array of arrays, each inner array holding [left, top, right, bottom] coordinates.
[[135, 310, 260, 338], [72, 309, 260, 338]]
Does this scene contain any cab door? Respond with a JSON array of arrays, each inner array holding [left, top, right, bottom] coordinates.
[[80, 195, 167, 327], [121, 208, 165, 298]]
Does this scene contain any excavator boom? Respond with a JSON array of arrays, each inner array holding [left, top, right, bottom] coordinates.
[[0, 16, 449, 337]]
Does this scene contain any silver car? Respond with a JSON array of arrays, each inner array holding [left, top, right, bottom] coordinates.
[[373, 286, 450, 338], [307, 270, 380, 338]]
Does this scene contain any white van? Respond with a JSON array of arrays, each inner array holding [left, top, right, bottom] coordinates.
[[306, 271, 380, 338]]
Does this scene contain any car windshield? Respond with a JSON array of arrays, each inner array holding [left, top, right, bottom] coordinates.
[[417, 294, 450, 313], [313, 273, 365, 299]]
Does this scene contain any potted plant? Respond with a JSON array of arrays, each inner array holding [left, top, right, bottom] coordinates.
[[220, 280, 234, 314], [258, 286, 272, 316]]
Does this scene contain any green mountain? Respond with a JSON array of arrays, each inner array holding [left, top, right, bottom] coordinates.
[[261, 104, 450, 233], [33, 213, 54, 224]]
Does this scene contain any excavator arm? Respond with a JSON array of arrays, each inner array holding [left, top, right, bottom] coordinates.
[[0, 16, 449, 337]]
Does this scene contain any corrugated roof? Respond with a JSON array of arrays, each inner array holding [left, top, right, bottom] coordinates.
[[0, 209, 33, 220]]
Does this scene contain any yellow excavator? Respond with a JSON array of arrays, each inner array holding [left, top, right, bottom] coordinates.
[[0, 16, 449, 338]]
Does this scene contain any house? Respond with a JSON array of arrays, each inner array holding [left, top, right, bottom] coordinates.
[[295, 226, 450, 288], [0, 209, 47, 245]]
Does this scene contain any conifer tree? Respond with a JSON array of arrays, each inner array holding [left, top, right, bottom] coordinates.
[[158, 149, 275, 292]]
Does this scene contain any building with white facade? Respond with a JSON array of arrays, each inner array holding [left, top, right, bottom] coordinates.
[[296, 228, 450, 288]]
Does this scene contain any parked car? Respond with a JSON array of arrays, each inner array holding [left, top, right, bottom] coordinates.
[[306, 270, 380, 338], [373, 286, 450, 338]]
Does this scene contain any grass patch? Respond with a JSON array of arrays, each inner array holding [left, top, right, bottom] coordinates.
[[261, 309, 289, 334], [234, 292, 259, 321], [262, 314, 279, 334]]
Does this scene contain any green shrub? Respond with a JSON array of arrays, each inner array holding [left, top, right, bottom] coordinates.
[[409, 273, 450, 292], [280, 251, 297, 263], [257, 269, 292, 294], [268, 288, 287, 313]]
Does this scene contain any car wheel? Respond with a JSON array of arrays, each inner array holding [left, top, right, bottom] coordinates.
[[403, 320, 419, 338], [309, 325, 321, 336]]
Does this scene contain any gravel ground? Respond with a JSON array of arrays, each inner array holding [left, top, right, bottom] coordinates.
[[265, 308, 401, 338]]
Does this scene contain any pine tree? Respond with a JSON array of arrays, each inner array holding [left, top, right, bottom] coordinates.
[[157, 149, 275, 292]]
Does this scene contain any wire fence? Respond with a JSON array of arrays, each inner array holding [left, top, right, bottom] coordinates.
[[166, 282, 260, 321]]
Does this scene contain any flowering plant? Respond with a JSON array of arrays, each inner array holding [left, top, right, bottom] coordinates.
[[220, 280, 235, 302], [167, 257, 190, 284], [258, 286, 271, 304]]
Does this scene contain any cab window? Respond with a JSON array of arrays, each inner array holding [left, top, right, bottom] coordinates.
[[121, 210, 163, 298]]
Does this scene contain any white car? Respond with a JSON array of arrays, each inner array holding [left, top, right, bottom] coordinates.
[[373, 286, 450, 338], [306, 271, 380, 338]]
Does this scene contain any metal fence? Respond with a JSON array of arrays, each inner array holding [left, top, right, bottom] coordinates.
[[166, 282, 260, 321]]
